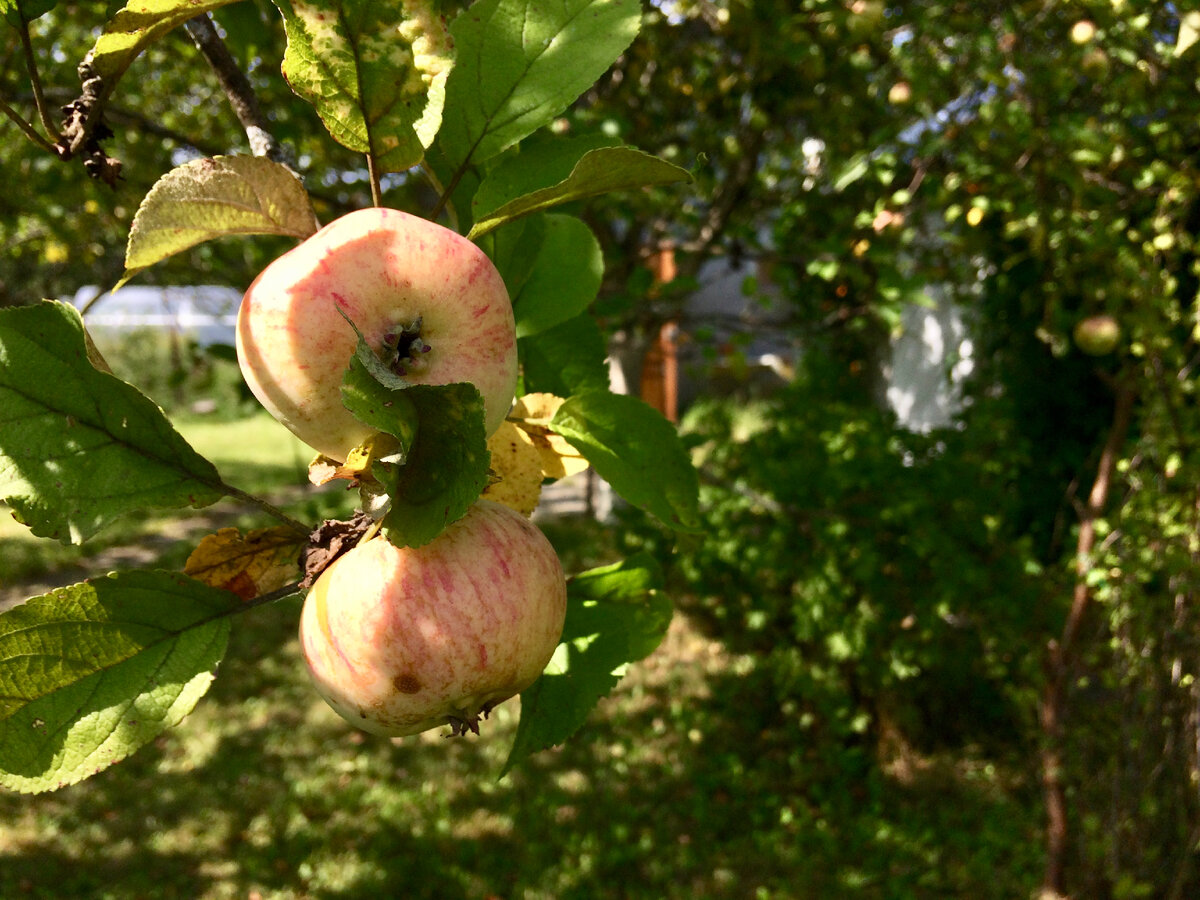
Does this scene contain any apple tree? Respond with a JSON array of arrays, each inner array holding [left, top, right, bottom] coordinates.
[[0, 0, 700, 792]]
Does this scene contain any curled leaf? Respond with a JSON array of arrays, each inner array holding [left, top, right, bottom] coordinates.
[[184, 526, 307, 600]]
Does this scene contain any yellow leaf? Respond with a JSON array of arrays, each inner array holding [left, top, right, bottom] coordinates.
[[185, 526, 306, 601], [483, 422, 544, 516], [509, 392, 589, 480]]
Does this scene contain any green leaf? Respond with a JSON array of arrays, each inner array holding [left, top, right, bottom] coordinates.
[[502, 553, 671, 775], [482, 214, 547, 300], [0, 302, 226, 543], [513, 214, 603, 339], [378, 384, 490, 548], [273, 0, 454, 172], [471, 133, 618, 221], [470, 146, 693, 239], [1, 0, 57, 27], [337, 316, 488, 546], [340, 351, 420, 457], [0, 571, 240, 793], [551, 391, 701, 531], [833, 152, 870, 192], [435, 0, 641, 174], [519, 313, 610, 398], [84, 0, 241, 88], [120, 155, 320, 287]]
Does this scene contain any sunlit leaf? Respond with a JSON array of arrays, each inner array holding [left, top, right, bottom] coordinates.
[[470, 146, 693, 239], [435, 0, 641, 174], [184, 526, 307, 600], [551, 390, 701, 531], [0, 302, 225, 544], [0, 571, 240, 793], [502, 554, 670, 775], [121, 155, 319, 286], [274, 0, 454, 171], [84, 0, 241, 87], [512, 214, 603, 338]]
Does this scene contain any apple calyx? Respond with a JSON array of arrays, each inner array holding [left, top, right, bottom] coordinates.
[[381, 316, 432, 377]]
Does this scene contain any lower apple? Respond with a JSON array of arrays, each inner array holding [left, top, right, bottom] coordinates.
[[299, 500, 567, 737]]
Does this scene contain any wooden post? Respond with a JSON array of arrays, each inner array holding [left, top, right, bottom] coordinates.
[[639, 244, 679, 422]]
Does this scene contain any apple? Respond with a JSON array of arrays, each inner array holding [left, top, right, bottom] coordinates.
[[237, 207, 518, 462], [888, 81, 912, 104], [299, 500, 567, 737], [1070, 19, 1096, 44], [1073, 314, 1121, 356]]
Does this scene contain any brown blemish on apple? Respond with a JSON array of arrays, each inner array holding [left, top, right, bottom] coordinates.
[[393, 673, 422, 694]]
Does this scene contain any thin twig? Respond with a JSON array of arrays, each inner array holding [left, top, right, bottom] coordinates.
[[241, 581, 305, 610], [0, 94, 55, 150], [184, 13, 284, 161], [16, 18, 58, 139], [218, 481, 310, 534]]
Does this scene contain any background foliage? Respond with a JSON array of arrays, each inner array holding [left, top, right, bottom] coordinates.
[[4, 0, 1200, 897]]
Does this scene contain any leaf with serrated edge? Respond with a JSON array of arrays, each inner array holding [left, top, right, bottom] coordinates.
[[0, 571, 241, 793], [435, 0, 641, 174], [121, 156, 319, 286], [0, 301, 226, 544], [502, 554, 670, 775], [550, 390, 701, 532], [274, 0, 453, 172], [470, 147, 692, 239]]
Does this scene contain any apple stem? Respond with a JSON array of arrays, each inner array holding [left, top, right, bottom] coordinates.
[[367, 155, 383, 208], [219, 480, 310, 534]]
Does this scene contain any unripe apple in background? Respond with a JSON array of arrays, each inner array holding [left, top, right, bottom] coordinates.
[[299, 500, 567, 737], [1073, 314, 1122, 356], [237, 207, 518, 462]]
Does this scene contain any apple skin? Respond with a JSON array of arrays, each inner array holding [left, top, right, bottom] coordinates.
[[299, 500, 567, 737], [237, 207, 518, 462], [1073, 314, 1122, 356]]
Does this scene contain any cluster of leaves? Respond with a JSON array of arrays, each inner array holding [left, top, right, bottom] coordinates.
[[641, 357, 1044, 758], [0, 0, 700, 793]]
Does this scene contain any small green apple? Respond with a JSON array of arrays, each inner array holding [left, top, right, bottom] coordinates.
[[1073, 314, 1122, 356]]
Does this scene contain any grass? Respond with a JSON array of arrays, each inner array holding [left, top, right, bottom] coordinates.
[[0, 588, 1042, 899], [0, 415, 1044, 898]]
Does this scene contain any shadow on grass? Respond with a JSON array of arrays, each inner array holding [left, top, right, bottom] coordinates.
[[0, 522, 1043, 900]]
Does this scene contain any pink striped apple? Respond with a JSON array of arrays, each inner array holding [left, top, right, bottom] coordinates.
[[299, 500, 567, 737], [236, 207, 518, 462]]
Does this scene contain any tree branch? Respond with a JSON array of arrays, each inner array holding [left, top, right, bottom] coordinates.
[[183, 14, 284, 162], [1039, 381, 1136, 898]]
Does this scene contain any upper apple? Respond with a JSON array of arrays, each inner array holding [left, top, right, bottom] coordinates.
[[237, 207, 518, 462]]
